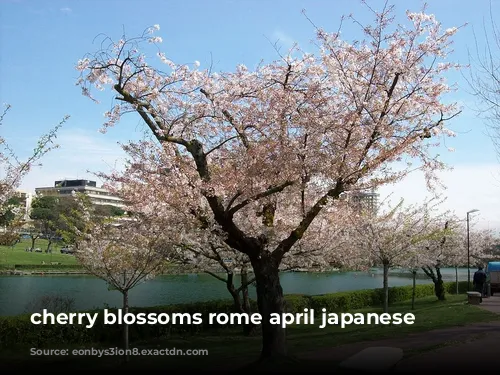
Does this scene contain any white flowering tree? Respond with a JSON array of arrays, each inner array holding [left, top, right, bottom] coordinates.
[[400, 249, 423, 310], [69, 194, 168, 361], [417, 217, 460, 301], [77, 4, 464, 358], [441, 219, 471, 293], [468, 228, 498, 265], [346, 197, 443, 313]]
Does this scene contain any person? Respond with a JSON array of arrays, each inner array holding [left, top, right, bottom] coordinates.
[[473, 266, 487, 302]]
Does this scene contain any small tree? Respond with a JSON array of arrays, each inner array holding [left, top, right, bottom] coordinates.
[[403, 252, 421, 310], [442, 219, 470, 294], [468, 227, 498, 265], [418, 218, 459, 301], [70, 196, 168, 362], [170, 242, 258, 335], [347, 197, 442, 313], [30, 195, 61, 252], [25, 225, 42, 251]]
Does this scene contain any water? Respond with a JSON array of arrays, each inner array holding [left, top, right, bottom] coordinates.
[[0, 268, 470, 316]]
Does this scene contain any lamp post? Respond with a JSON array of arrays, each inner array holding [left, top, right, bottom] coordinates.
[[467, 209, 480, 291]]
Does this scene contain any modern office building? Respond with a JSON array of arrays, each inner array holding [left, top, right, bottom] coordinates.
[[344, 188, 379, 216], [35, 179, 125, 208]]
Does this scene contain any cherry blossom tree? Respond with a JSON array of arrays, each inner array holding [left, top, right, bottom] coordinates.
[[0, 104, 67, 217], [346, 197, 443, 313], [400, 249, 423, 310], [68, 194, 168, 361], [77, 3, 463, 358], [417, 216, 462, 301], [430, 217, 464, 294], [468, 227, 498, 265]]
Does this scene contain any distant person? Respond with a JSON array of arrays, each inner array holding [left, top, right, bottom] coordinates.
[[473, 266, 487, 302]]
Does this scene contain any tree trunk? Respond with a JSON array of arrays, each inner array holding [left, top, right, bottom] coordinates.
[[435, 267, 446, 301], [241, 269, 256, 336], [227, 273, 243, 312], [411, 270, 416, 310], [46, 240, 52, 253], [122, 290, 129, 362], [382, 262, 390, 313], [422, 265, 446, 301], [455, 266, 459, 294], [241, 270, 251, 313], [251, 255, 286, 360], [30, 237, 36, 250], [226, 271, 256, 336]]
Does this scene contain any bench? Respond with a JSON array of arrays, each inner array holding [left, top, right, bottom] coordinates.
[[339, 347, 404, 371], [467, 291, 482, 305]]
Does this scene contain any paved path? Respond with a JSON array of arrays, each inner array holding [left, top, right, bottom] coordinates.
[[392, 295, 500, 371], [392, 331, 500, 371], [298, 321, 500, 362], [478, 294, 500, 314], [298, 295, 500, 371]]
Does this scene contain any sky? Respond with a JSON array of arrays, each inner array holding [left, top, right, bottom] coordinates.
[[1, 0, 499, 232]]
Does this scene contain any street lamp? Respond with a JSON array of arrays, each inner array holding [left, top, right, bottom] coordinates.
[[467, 209, 480, 291]]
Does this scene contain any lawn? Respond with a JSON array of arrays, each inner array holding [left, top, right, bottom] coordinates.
[[0, 238, 79, 269], [2, 294, 498, 371]]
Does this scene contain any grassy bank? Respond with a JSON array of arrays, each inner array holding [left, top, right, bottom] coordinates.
[[0, 239, 81, 271], [1, 294, 497, 370]]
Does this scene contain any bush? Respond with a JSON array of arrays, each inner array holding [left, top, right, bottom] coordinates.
[[24, 295, 76, 314], [0, 280, 468, 349], [0, 232, 20, 246]]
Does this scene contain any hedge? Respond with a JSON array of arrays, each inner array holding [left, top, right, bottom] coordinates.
[[0, 280, 468, 349]]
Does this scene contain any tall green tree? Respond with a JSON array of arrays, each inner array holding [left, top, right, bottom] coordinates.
[[30, 195, 61, 251]]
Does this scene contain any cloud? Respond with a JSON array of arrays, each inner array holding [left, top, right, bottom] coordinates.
[[377, 163, 500, 232], [19, 128, 127, 192], [271, 30, 296, 50], [59, 7, 72, 14]]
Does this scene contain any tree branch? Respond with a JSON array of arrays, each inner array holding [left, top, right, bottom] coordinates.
[[227, 180, 295, 216]]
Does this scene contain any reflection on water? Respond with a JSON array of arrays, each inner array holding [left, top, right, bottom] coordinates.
[[0, 268, 470, 316]]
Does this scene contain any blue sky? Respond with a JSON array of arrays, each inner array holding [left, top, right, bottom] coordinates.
[[1, 0, 499, 230]]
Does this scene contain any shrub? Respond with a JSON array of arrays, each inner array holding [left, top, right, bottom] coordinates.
[[24, 295, 76, 314], [0, 232, 20, 246]]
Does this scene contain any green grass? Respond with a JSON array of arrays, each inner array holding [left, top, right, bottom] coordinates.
[[0, 238, 79, 269], [2, 294, 497, 371]]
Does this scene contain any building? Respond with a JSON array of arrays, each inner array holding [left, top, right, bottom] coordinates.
[[344, 188, 379, 216], [13, 190, 33, 221], [35, 179, 125, 208]]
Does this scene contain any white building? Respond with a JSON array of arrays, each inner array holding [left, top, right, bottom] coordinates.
[[342, 188, 379, 216], [35, 179, 125, 208], [14, 190, 33, 221]]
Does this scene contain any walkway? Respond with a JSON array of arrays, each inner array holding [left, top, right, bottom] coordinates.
[[478, 293, 500, 314], [298, 295, 500, 371]]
